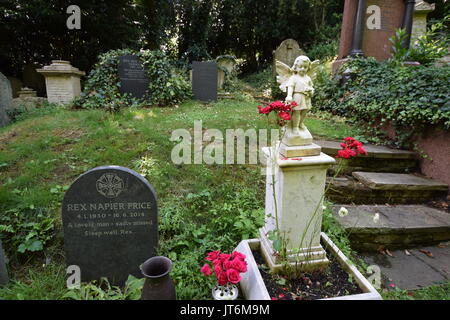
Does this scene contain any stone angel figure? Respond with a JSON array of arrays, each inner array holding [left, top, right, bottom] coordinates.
[[276, 56, 320, 146]]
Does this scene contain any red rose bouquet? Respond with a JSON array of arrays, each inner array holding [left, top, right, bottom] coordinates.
[[200, 250, 247, 286], [257, 100, 297, 123], [336, 136, 368, 159]]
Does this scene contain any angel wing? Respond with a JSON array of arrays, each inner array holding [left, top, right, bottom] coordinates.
[[275, 60, 293, 93], [307, 60, 321, 84]]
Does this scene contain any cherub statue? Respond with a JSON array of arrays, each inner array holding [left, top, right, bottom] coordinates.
[[276, 55, 320, 146]]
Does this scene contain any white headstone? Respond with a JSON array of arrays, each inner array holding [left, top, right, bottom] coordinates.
[[37, 61, 85, 105]]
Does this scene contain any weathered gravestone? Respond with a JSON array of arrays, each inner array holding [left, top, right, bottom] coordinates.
[[192, 61, 218, 102], [118, 55, 150, 99], [37, 60, 85, 104], [0, 72, 12, 128], [0, 240, 8, 286], [273, 39, 305, 78], [62, 166, 158, 286]]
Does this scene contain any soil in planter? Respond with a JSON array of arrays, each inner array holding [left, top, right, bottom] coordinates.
[[252, 249, 363, 300]]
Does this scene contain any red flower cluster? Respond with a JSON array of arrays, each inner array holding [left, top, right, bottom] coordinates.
[[200, 250, 247, 286], [336, 137, 368, 159], [257, 100, 297, 121]]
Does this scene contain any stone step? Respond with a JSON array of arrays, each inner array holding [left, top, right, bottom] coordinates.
[[326, 173, 448, 204], [315, 140, 418, 173], [360, 244, 450, 290], [332, 205, 450, 251]]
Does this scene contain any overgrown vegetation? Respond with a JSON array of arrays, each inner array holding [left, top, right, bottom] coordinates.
[[73, 49, 191, 111], [314, 58, 450, 147]]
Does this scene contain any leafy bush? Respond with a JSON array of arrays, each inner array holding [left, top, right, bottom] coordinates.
[[314, 57, 450, 146], [75, 49, 191, 111]]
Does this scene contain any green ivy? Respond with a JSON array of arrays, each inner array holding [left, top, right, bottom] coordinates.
[[313, 57, 450, 147], [74, 49, 191, 111]]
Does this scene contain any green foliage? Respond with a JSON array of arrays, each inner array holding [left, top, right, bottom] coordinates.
[[0, 189, 56, 254], [382, 282, 450, 300], [314, 57, 450, 147], [63, 276, 144, 300], [0, 263, 67, 300], [157, 184, 265, 299], [75, 49, 191, 111], [389, 17, 449, 66]]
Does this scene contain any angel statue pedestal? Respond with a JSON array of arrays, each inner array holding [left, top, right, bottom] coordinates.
[[259, 56, 335, 273]]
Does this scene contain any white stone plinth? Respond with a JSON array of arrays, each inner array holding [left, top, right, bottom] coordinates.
[[37, 60, 85, 105], [260, 146, 335, 272]]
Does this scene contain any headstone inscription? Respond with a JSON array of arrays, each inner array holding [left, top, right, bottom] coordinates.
[[0, 72, 12, 128], [118, 55, 150, 99], [192, 61, 218, 102], [62, 166, 158, 286], [0, 240, 8, 285]]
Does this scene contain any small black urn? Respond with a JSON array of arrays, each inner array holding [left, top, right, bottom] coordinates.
[[140, 256, 176, 300]]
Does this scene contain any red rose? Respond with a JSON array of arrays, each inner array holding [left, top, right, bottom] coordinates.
[[279, 111, 291, 121], [200, 263, 212, 276], [219, 253, 231, 262], [213, 264, 222, 277], [231, 251, 246, 261], [226, 268, 241, 284], [217, 271, 228, 286], [206, 250, 220, 262], [231, 258, 247, 273]]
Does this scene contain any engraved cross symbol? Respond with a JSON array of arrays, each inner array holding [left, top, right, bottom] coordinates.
[[96, 173, 124, 198]]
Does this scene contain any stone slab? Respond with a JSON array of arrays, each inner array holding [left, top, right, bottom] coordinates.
[[192, 61, 218, 102], [333, 205, 450, 250], [0, 72, 12, 127], [0, 240, 8, 285], [315, 140, 417, 159], [279, 142, 321, 158], [353, 172, 448, 191], [118, 55, 149, 99], [361, 245, 450, 290], [62, 165, 158, 286]]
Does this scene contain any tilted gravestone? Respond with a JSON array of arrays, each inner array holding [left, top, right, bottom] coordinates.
[[273, 39, 305, 78], [192, 61, 218, 102], [0, 72, 12, 128], [62, 166, 158, 286], [118, 55, 150, 100], [0, 240, 8, 286]]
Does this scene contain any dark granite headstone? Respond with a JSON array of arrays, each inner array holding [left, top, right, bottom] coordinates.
[[192, 61, 218, 102], [62, 166, 158, 286], [0, 240, 8, 285], [118, 55, 149, 99]]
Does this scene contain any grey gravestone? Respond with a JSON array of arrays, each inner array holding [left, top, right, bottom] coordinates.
[[192, 61, 218, 102], [273, 39, 305, 78], [62, 166, 158, 286], [0, 240, 8, 285], [118, 55, 150, 99], [0, 72, 12, 127]]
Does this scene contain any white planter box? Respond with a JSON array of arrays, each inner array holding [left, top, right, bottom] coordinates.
[[236, 232, 382, 300]]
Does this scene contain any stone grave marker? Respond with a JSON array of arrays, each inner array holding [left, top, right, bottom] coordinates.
[[62, 166, 158, 286], [192, 61, 218, 102], [0, 72, 12, 127], [37, 60, 85, 104], [0, 240, 8, 285], [273, 39, 304, 78], [118, 54, 149, 99]]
